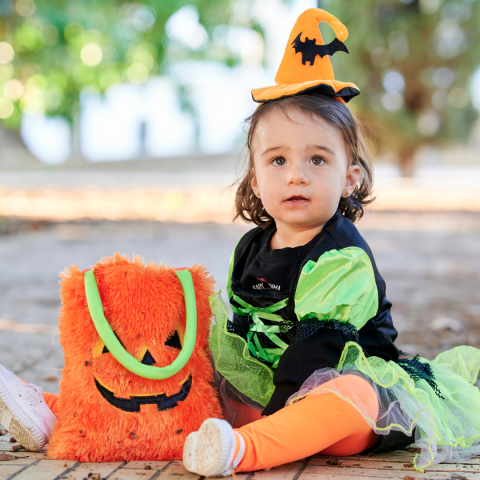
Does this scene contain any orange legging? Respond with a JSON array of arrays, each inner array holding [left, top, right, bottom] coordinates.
[[234, 375, 379, 472], [43, 392, 60, 418]]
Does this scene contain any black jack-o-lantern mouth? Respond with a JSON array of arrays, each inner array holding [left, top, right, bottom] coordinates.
[[91, 327, 192, 412], [94, 375, 192, 412]]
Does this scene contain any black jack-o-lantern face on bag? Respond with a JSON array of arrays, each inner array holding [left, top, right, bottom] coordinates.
[[47, 254, 222, 462]]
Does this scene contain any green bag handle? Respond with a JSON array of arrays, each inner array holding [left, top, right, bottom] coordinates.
[[84, 268, 197, 380]]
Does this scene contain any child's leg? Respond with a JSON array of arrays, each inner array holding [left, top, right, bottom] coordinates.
[[223, 397, 263, 429], [184, 375, 378, 476], [236, 375, 378, 472], [42, 392, 60, 418], [212, 359, 263, 429]]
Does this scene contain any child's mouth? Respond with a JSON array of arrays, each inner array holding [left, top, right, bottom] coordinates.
[[284, 196, 309, 205]]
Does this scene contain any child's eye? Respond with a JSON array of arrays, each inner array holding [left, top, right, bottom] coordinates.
[[310, 156, 325, 166], [272, 157, 286, 166]]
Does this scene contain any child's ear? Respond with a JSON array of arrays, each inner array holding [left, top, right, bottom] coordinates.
[[345, 164, 361, 191], [251, 171, 259, 192]]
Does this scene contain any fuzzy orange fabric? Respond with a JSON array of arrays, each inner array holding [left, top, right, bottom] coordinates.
[[47, 254, 222, 462]]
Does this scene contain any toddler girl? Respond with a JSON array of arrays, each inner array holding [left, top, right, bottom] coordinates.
[[182, 8, 480, 476]]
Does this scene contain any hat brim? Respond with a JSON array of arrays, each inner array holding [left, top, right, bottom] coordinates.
[[251, 79, 360, 104]]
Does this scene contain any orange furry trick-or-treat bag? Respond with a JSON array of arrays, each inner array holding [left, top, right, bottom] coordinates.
[[47, 254, 221, 462]]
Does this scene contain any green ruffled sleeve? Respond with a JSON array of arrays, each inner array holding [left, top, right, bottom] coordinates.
[[294, 246, 378, 330]]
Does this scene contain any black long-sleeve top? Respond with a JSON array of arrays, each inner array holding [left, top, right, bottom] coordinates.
[[227, 210, 399, 415]]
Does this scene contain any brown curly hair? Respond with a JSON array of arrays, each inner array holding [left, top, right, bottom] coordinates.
[[234, 93, 375, 227]]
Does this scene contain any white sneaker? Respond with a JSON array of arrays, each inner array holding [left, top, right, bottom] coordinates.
[[183, 418, 245, 477], [0, 365, 57, 451]]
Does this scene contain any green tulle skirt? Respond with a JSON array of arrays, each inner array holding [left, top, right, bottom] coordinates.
[[209, 293, 480, 472], [287, 342, 480, 472]]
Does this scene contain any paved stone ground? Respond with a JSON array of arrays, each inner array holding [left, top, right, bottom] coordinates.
[[1, 433, 480, 479], [1, 211, 480, 479]]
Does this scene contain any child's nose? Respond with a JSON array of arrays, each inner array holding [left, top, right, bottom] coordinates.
[[287, 163, 309, 186]]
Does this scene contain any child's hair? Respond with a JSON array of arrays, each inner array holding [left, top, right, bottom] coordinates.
[[234, 93, 375, 227]]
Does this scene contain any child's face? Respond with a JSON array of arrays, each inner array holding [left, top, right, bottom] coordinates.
[[251, 108, 360, 233]]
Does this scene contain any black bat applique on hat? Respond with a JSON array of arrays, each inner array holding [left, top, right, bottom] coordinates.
[[291, 33, 349, 66]]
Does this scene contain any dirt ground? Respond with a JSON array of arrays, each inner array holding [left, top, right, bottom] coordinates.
[[0, 210, 479, 394]]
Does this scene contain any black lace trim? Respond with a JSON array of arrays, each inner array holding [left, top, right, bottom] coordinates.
[[396, 355, 445, 400], [296, 319, 359, 342]]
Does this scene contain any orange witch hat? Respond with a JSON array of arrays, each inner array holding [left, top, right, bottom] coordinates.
[[252, 8, 360, 104]]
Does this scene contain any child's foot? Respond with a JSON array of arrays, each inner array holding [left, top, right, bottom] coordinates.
[[183, 418, 245, 477], [0, 365, 57, 451]]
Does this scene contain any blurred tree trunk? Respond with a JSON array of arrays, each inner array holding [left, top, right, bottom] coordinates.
[[67, 113, 87, 165], [399, 147, 417, 177]]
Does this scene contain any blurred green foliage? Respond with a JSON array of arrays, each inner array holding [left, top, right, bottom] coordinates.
[[320, 0, 480, 173], [0, 0, 478, 172], [0, 0, 262, 129]]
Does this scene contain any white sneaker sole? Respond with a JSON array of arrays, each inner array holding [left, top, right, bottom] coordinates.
[[183, 419, 234, 477], [0, 380, 46, 451]]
